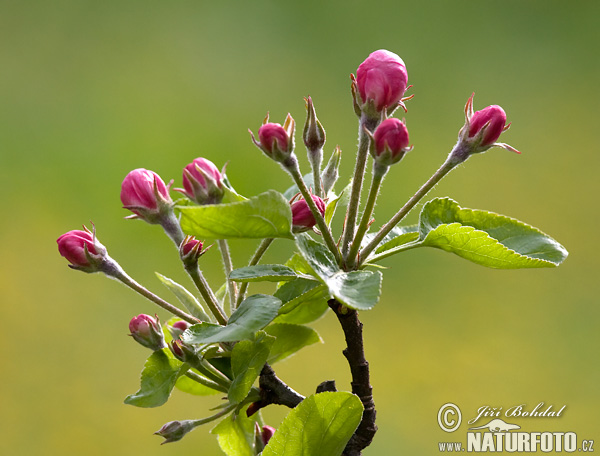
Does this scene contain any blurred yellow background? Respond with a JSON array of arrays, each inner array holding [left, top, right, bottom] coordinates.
[[1, 1, 598, 454]]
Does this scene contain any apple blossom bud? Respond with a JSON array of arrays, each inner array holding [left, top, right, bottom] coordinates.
[[355, 50, 409, 115], [120, 168, 172, 224], [261, 425, 276, 445], [179, 235, 208, 268], [321, 146, 341, 195], [176, 158, 224, 205], [371, 118, 412, 166], [129, 314, 166, 351], [154, 420, 196, 444], [303, 96, 326, 154], [468, 105, 507, 147], [57, 226, 107, 273], [291, 195, 326, 232], [250, 113, 296, 165], [169, 339, 198, 363], [167, 320, 190, 339]]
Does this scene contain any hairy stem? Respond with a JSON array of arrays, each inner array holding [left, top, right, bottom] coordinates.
[[345, 162, 388, 269], [160, 211, 185, 247], [236, 237, 274, 307], [185, 369, 228, 393], [309, 150, 324, 198], [341, 115, 379, 260], [329, 299, 377, 455], [185, 265, 228, 325], [217, 239, 238, 312], [285, 159, 341, 263], [359, 156, 457, 265]]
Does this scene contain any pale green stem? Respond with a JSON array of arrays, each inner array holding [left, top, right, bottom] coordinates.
[[218, 239, 238, 312], [190, 403, 238, 429], [359, 157, 458, 266], [101, 259, 197, 324], [236, 237, 274, 307], [185, 265, 228, 325], [346, 162, 388, 269], [193, 358, 232, 389], [284, 159, 342, 264], [340, 115, 379, 260], [159, 211, 185, 247], [185, 369, 228, 393], [309, 149, 323, 198]]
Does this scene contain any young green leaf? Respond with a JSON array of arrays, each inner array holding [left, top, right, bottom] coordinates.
[[155, 273, 211, 321], [295, 234, 382, 310], [416, 198, 568, 268], [264, 323, 322, 364], [212, 408, 257, 456], [262, 392, 364, 456], [324, 182, 351, 226], [182, 294, 282, 344], [178, 190, 294, 240], [124, 349, 187, 408], [362, 225, 419, 263], [228, 332, 275, 404], [230, 264, 298, 283]]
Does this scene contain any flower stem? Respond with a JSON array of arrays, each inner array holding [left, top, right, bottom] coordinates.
[[359, 156, 457, 266], [160, 210, 185, 247], [340, 115, 379, 260], [309, 150, 323, 198], [185, 265, 228, 325], [217, 239, 238, 312], [346, 162, 388, 270], [101, 259, 197, 324], [236, 237, 274, 307], [284, 159, 341, 264], [185, 369, 228, 393], [190, 403, 238, 429]]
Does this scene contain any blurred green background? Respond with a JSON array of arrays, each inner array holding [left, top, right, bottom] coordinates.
[[1, 0, 598, 454]]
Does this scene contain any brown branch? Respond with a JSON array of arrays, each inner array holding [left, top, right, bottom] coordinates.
[[247, 363, 305, 416], [328, 299, 377, 456]]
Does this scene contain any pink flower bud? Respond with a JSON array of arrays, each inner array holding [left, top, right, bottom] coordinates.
[[129, 314, 166, 351], [167, 320, 190, 340], [177, 158, 224, 205], [372, 118, 411, 165], [261, 425, 276, 445], [57, 226, 107, 272], [356, 50, 408, 112], [468, 105, 507, 147], [258, 123, 290, 155], [291, 195, 326, 232], [182, 237, 202, 256], [179, 235, 207, 267], [120, 168, 172, 223]]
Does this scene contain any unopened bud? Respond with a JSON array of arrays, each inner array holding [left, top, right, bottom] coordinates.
[[57, 225, 107, 273], [129, 314, 166, 351], [250, 113, 296, 165], [321, 146, 341, 195], [371, 118, 412, 166], [261, 425, 276, 446], [303, 96, 326, 154], [179, 235, 208, 268], [120, 169, 173, 224], [167, 320, 190, 340], [175, 158, 224, 205], [154, 420, 196, 444], [169, 339, 197, 363], [291, 195, 326, 232]]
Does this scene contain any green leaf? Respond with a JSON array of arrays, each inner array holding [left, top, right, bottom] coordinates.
[[155, 273, 212, 321], [362, 225, 419, 263], [262, 392, 364, 456], [229, 332, 275, 403], [264, 323, 322, 364], [324, 182, 351, 226], [222, 174, 248, 203], [274, 278, 328, 316], [415, 198, 568, 268], [212, 408, 257, 456], [182, 294, 282, 344], [175, 370, 221, 396], [178, 190, 294, 240], [230, 264, 298, 283], [295, 234, 382, 310], [124, 350, 187, 408]]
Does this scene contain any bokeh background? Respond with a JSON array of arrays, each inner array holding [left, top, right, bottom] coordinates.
[[1, 0, 598, 454]]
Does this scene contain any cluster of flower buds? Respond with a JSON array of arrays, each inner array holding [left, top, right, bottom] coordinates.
[[129, 314, 166, 351], [352, 49, 410, 118], [250, 113, 296, 166], [450, 93, 519, 164], [175, 157, 224, 205], [290, 194, 326, 232], [56, 226, 107, 273]]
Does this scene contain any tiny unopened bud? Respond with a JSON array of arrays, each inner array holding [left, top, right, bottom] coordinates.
[[250, 113, 296, 165], [57, 226, 107, 273], [371, 118, 412, 166], [169, 339, 197, 363], [261, 425, 276, 446], [291, 195, 326, 232], [167, 320, 190, 339], [354, 50, 409, 117], [154, 420, 195, 444], [175, 158, 224, 205], [120, 169, 173, 224], [129, 314, 166, 351], [303, 96, 326, 153], [321, 146, 341, 195], [451, 93, 520, 164], [179, 235, 208, 267]]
